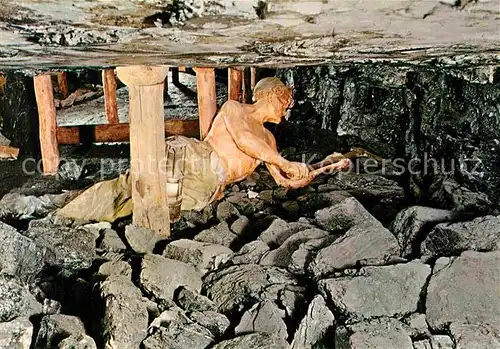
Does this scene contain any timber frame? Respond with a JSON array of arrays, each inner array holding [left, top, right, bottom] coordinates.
[[32, 65, 249, 236]]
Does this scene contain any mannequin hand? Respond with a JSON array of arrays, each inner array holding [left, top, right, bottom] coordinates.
[[283, 161, 310, 180]]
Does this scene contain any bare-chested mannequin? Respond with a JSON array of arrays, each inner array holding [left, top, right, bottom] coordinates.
[[205, 77, 350, 195], [162, 76, 351, 211], [57, 77, 351, 222]]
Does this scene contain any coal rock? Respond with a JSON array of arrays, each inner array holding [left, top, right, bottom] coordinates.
[[278, 286, 307, 321], [97, 260, 132, 279], [282, 200, 300, 213], [100, 275, 149, 349], [230, 240, 270, 265], [277, 64, 500, 201], [429, 178, 493, 213], [0, 318, 34, 349], [288, 235, 337, 276], [99, 228, 127, 253], [175, 286, 217, 313], [425, 251, 500, 331], [229, 215, 250, 236], [181, 205, 214, 226], [429, 336, 454, 349], [257, 190, 274, 202], [82, 222, 112, 239], [163, 239, 233, 275], [42, 299, 62, 316], [260, 228, 329, 268], [188, 311, 230, 338], [194, 222, 238, 248], [226, 196, 259, 216], [203, 264, 301, 315], [140, 254, 202, 302], [414, 337, 456, 349], [325, 173, 406, 224], [314, 196, 378, 233], [143, 307, 214, 349], [309, 223, 400, 278], [291, 295, 335, 349], [297, 190, 353, 215], [421, 215, 500, 258], [335, 318, 413, 349], [57, 160, 87, 181], [0, 221, 53, 283], [143, 324, 213, 349], [449, 323, 500, 349], [211, 332, 289, 349], [58, 334, 97, 349], [0, 192, 72, 220], [216, 201, 240, 222], [124, 224, 161, 254], [403, 313, 430, 339], [327, 172, 400, 191], [0, 71, 40, 156], [24, 225, 97, 270], [34, 314, 87, 349], [258, 218, 313, 247], [234, 300, 287, 339], [0, 274, 42, 322], [319, 261, 431, 322], [390, 206, 467, 257], [413, 339, 432, 349]]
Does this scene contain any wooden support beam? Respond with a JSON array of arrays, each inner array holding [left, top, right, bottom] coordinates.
[[57, 72, 69, 99], [250, 67, 257, 92], [116, 65, 170, 236], [194, 67, 217, 140], [242, 68, 252, 103], [34, 74, 60, 175], [102, 69, 119, 124], [228, 67, 243, 102], [0, 145, 20, 159], [56, 119, 199, 144]]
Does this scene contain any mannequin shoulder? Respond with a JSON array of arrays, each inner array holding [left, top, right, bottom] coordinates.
[[219, 100, 244, 114]]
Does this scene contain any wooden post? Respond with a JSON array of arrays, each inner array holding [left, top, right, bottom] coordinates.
[[194, 67, 217, 140], [228, 67, 243, 102], [102, 69, 119, 124], [56, 72, 69, 99], [34, 74, 60, 175], [116, 65, 170, 236], [0, 145, 20, 159], [250, 67, 257, 92]]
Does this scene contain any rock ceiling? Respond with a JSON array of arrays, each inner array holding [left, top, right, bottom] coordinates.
[[0, 0, 499, 70]]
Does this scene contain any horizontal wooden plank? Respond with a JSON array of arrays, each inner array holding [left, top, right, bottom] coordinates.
[[0, 145, 20, 159], [57, 119, 199, 144]]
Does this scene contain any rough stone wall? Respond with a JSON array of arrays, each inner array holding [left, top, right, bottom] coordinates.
[[276, 64, 500, 201], [0, 71, 40, 157]]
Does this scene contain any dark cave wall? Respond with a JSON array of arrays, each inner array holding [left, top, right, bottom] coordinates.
[[0, 71, 40, 157], [276, 64, 500, 201]]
